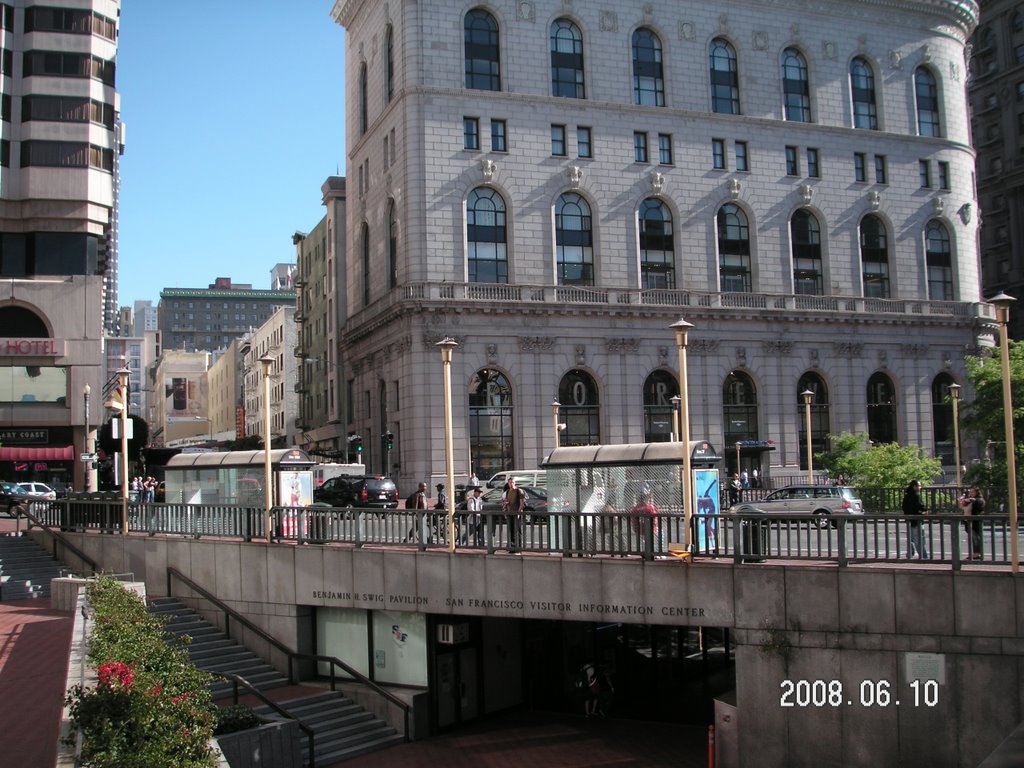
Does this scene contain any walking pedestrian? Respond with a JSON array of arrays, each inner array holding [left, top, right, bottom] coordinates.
[[902, 480, 929, 559], [959, 486, 986, 560]]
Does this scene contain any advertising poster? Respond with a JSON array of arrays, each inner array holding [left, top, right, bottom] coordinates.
[[277, 470, 313, 508], [164, 374, 208, 422], [693, 468, 720, 551]]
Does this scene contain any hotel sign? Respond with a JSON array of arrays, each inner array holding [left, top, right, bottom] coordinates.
[[0, 338, 65, 356]]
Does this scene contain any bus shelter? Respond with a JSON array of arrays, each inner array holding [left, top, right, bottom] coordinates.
[[164, 448, 314, 507]]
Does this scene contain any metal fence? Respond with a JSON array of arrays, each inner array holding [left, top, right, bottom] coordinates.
[[22, 499, 1021, 571]]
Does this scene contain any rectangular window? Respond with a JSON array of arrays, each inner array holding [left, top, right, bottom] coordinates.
[[577, 126, 592, 158], [463, 117, 479, 150], [806, 148, 820, 178], [383, 135, 389, 168], [658, 133, 673, 165], [634, 131, 648, 163], [712, 138, 726, 170], [22, 51, 114, 84], [551, 124, 566, 156], [735, 141, 749, 172], [854, 152, 867, 182], [874, 154, 887, 184], [490, 119, 506, 152], [1, 5, 11, 31], [919, 159, 932, 188], [938, 161, 950, 190], [785, 145, 799, 176], [20, 140, 110, 170]]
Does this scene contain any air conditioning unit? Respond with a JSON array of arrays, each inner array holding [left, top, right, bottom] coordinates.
[[437, 623, 470, 645]]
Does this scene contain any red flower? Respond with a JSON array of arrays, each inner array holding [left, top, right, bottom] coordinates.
[[97, 661, 134, 689]]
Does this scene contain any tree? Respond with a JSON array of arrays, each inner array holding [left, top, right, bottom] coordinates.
[[815, 431, 942, 489], [959, 342, 1024, 491]]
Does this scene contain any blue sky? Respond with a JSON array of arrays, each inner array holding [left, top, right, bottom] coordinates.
[[116, 2, 346, 306]]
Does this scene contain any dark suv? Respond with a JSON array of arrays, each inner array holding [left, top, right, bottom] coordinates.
[[314, 476, 398, 509]]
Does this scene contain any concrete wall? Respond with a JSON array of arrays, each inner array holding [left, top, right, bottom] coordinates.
[[54, 530, 1023, 767]]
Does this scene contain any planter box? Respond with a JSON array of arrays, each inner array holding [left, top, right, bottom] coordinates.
[[216, 719, 302, 768]]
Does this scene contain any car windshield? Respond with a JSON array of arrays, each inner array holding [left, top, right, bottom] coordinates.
[[524, 487, 547, 500]]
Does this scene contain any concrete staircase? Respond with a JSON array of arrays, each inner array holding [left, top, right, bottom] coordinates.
[[0, 534, 67, 600], [148, 597, 403, 764]]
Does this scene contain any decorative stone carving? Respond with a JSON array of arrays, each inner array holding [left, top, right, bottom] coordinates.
[[933, 196, 945, 215], [658, 346, 669, 367], [800, 184, 814, 204], [719, 14, 728, 34], [607, 338, 640, 353], [599, 11, 617, 32], [809, 349, 819, 367], [958, 203, 972, 225], [834, 342, 863, 358], [423, 334, 463, 349], [789, 24, 800, 43], [889, 49, 902, 69], [753, 30, 768, 51], [481, 158, 496, 182], [901, 344, 929, 357], [823, 41, 837, 61], [642, 3, 653, 23], [736, 347, 746, 364], [518, 336, 555, 352], [576, 345, 586, 365], [650, 171, 665, 194], [921, 43, 932, 62], [517, 1, 534, 22], [950, 61, 960, 82], [764, 340, 793, 354], [729, 178, 741, 200], [567, 165, 583, 189], [487, 344, 498, 363], [869, 190, 881, 211], [691, 339, 720, 354], [680, 21, 695, 41], [878, 350, 888, 368]]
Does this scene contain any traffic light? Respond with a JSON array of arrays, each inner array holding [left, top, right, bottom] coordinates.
[[384, 431, 394, 451], [352, 435, 363, 454]]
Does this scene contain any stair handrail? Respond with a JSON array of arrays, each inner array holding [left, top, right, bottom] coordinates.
[[208, 670, 316, 768], [166, 567, 410, 742], [290, 652, 411, 742], [14, 501, 97, 574]]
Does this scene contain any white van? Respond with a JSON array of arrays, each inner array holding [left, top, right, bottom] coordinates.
[[485, 470, 546, 489]]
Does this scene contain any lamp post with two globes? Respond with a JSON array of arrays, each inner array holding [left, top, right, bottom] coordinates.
[[671, 318, 694, 550], [801, 389, 815, 484], [259, 355, 274, 544], [437, 338, 459, 553], [948, 382, 962, 491], [989, 293, 1018, 574]]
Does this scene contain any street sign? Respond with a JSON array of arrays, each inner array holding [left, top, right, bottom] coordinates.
[[80, 453, 97, 462]]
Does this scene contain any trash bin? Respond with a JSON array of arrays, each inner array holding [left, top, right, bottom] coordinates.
[[740, 512, 768, 563]]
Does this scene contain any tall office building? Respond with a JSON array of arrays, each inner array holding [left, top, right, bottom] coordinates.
[[969, 1, 1024, 338], [332, 0, 986, 489], [0, 1, 121, 491]]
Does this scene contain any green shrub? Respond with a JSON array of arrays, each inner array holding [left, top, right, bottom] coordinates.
[[213, 704, 266, 736], [64, 578, 217, 767]]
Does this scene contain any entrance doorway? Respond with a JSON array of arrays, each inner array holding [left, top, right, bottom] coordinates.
[[435, 646, 480, 729]]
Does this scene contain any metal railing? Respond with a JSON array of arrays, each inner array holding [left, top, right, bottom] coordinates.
[[165, 567, 410, 742], [12, 500, 97, 574], [28, 498, 1022, 571]]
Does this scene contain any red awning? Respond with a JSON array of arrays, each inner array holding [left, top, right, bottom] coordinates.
[[0, 445, 75, 461]]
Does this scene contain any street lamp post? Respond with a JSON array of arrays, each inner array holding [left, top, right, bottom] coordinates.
[[949, 383, 962, 491], [801, 389, 815, 484], [990, 293, 1018, 574], [83, 383, 93, 493], [259, 355, 274, 544], [670, 395, 681, 441], [671, 318, 694, 551], [437, 338, 459, 553], [551, 399, 561, 450], [116, 366, 130, 534], [734, 442, 741, 479]]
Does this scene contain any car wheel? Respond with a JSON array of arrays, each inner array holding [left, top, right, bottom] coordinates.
[[813, 509, 832, 528]]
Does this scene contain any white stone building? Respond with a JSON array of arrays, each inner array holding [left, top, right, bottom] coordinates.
[[241, 306, 299, 448], [331, 0, 986, 489]]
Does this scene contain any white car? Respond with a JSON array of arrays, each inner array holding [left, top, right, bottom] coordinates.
[[16, 482, 57, 500]]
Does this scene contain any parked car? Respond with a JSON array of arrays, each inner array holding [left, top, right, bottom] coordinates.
[[457, 484, 551, 521], [314, 476, 398, 510], [16, 481, 57, 500], [485, 470, 546, 489], [728, 484, 863, 526], [0, 481, 31, 514]]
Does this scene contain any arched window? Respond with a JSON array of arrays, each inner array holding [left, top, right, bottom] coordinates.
[[359, 62, 368, 135], [0, 307, 65, 405], [797, 373, 830, 471], [718, 203, 751, 292], [782, 48, 811, 122], [643, 370, 678, 442], [639, 198, 674, 289], [932, 373, 957, 467], [926, 220, 953, 301], [465, 9, 500, 91], [915, 67, 941, 137], [551, 18, 585, 98], [866, 372, 897, 445], [860, 214, 889, 298], [385, 25, 395, 102], [467, 187, 507, 283], [387, 200, 398, 288], [555, 192, 593, 285], [360, 222, 370, 306], [723, 371, 758, 449], [850, 56, 878, 129], [469, 369, 513, 479], [632, 28, 664, 106], [791, 209, 823, 295], [710, 38, 739, 114], [558, 370, 600, 446]]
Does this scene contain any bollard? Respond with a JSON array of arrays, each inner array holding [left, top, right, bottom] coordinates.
[[708, 724, 715, 768]]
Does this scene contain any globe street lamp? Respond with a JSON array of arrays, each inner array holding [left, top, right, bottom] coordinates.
[[989, 293, 1018, 574], [259, 355, 274, 544], [83, 383, 93, 493], [670, 395, 681, 441], [117, 365, 130, 534], [671, 318, 694, 551], [735, 442, 741, 481], [801, 389, 815, 484], [948, 382, 962, 491], [437, 338, 459, 552]]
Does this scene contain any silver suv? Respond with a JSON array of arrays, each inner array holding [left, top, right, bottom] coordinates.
[[729, 485, 864, 526]]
